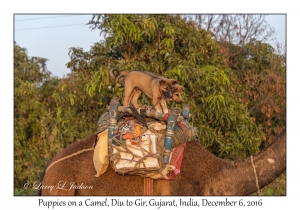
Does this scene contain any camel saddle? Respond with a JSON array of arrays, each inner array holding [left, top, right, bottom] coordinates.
[[93, 105, 196, 180]]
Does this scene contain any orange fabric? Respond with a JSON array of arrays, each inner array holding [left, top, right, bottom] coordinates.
[[144, 177, 153, 196], [122, 133, 135, 140], [162, 113, 170, 121]]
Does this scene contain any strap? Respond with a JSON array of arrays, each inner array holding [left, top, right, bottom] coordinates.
[[167, 143, 185, 180], [129, 107, 148, 128], [155, 90, 167, 115], [46, 147, 94, 173], [166, 121, 187, 180], [158, 101, 165, 114], [144, 177, 153, 196], [162, 113, 170, 121], [157, 89, 164, 100]]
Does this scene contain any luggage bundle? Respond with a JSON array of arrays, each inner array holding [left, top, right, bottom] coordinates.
[[93, 97, 197, 180]]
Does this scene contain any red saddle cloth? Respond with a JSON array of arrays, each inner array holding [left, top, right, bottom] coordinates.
[[167, 142, 186, 180]]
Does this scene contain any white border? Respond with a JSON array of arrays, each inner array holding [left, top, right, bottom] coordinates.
[[2, 0, 296, 209]]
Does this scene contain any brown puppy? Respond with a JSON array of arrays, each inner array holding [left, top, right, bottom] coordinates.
[[143, 72, 185, 104], [110, 68, 177, 113], [172, 84, 185, 103]]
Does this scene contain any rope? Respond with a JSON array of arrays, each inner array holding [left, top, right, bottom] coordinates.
[[45, 147, 94, 173], [250, 156, 263, 196], [177, 121, 187, 144], [153, 98, 164, 115], [111, 135, 160, 173], [155, 89, 168, 114]]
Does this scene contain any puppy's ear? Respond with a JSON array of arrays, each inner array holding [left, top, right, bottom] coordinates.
[[170, 79, 177, 86], [159, 79, 167, 86], [180, 85, 185, 91]]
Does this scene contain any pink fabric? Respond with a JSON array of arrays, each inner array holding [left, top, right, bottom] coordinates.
[[167, 143, 185, 180]]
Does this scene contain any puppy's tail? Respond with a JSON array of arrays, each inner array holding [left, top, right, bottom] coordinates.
[[109, 67, 120, 88], [110, 67, 119, 79], [109, 67, 128, 88]]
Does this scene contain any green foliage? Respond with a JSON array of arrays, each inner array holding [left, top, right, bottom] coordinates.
[[89, 14, 222, 73], [86, 15, 265, 159], [228, 41, 286, 144], [14, 43, 57, 195], [251, 172, 286, 196], [229, 41, 278, 72], [164, 66, 265, 159], [263, 172, 286, 196], [14, 43, 50, 84]]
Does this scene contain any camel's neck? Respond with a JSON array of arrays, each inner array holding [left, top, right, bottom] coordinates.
[[170, 130, 286, 196], [167, 141, 226, 195], [202, 130, 286, 195]]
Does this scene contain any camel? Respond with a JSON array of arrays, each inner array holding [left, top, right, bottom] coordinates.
[[39, 126, 286, 196]]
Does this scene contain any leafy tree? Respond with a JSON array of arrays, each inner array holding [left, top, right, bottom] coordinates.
[[231, 41, 286, 144], [88, 15, 223, 71], [191, 14, 286, 144], [14, 14, 285, 195], [86, 14, 265, 159], [191, 14, 276, 69], [14, 43, 58, 195]]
